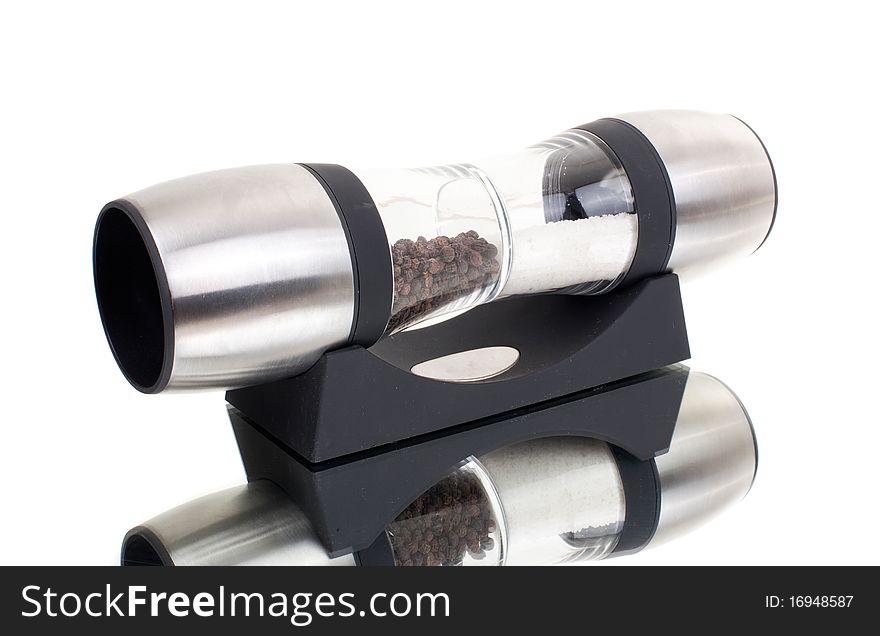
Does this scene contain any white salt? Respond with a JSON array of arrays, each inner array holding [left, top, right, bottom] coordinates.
[[501, 213, 638, 297], [479, 437, 626, 566]]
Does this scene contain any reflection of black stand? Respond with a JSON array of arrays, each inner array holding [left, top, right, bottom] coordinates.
[[226, 274, 691, 562]]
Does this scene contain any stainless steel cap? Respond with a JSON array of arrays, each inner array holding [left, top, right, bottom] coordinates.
[[650, 372, 757, 547], [122, 481, 355, 566], [617, 110, 777, 278], [93, 164, 355, 393]]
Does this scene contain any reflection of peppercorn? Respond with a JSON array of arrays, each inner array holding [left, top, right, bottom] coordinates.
[[387, 468, 497, 566], [388, 230, 500, 331]]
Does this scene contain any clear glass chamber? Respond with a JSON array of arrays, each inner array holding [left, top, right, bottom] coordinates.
[[384, 458, 506, 566], [358, 130, 636, 333], [383, 437, 626, 566]]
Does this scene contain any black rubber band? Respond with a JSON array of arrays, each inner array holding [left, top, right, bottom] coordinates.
[[299, 164, 392, 347], [576, 119, 676, 285], [610, 446, 661, 555]]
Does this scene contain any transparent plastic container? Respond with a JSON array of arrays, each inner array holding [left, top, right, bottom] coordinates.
[[361, 165, 508, 333], [384, 437, 625, 566], [359, 130, 636, 333], [385, 458, 506, 566], [479, 437, 625, 565]]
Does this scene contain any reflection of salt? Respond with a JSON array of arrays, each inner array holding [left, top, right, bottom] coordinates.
[[479, 437, 625, 566], [502, 213, 638, 297]]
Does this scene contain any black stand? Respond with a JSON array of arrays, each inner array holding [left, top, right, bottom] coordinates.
[[226, 274, 691, 559]]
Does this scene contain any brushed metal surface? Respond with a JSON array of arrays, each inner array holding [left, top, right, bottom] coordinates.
[[104, 164, 355, 391], [617, 110, 776, 278], [410, 346, 521, 382], [651, 372, 757, 547], [123, 481, 355, 566]]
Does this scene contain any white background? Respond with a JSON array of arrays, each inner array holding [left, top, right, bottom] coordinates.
[[1, 0, 877, 565]]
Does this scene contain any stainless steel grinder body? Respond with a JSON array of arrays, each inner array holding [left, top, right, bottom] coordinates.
[[93, 110, 776, 393]]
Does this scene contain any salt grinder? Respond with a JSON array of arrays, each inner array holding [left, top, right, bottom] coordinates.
[[94, 110, 775, 393], [93, 110, 776, 566]]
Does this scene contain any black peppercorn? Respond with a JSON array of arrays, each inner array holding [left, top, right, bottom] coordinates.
[[386, 467, 498, 566], [387, 231, 501, 332]]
